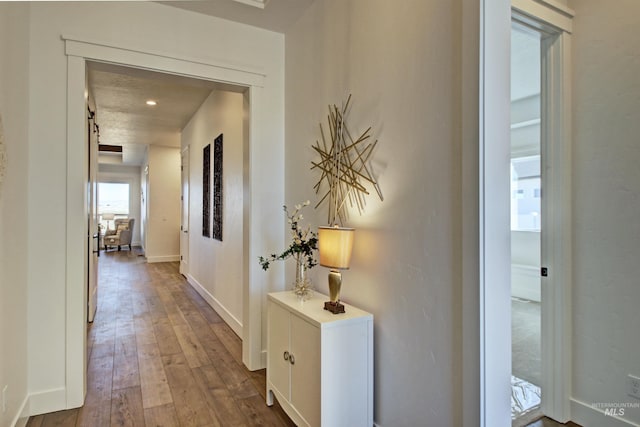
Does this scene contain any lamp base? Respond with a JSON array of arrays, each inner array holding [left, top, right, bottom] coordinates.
[[324, 300, 345, 314]]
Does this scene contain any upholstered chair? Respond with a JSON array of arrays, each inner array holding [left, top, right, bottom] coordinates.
[[104, 218, 135, 251]]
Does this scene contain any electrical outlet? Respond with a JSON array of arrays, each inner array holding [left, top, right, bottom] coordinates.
[[2, 385, 7, 413], [628, 375, 640, 400]]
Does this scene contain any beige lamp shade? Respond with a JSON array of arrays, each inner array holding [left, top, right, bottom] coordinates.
[[318, 226, 355, 270], [102, 213, 115, 221]]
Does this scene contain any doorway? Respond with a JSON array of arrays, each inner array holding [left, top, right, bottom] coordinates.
[[510, 21, 543, 424], [479, 1, 574, 425], [64, 36, 277, 408]]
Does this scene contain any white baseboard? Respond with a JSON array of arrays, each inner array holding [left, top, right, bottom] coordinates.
[[146, 255, 180, 263], [9, 394, 30, 427], [185, 274, 243, 337], [28, 387, 66, 417], [571, 398, 640, 427]]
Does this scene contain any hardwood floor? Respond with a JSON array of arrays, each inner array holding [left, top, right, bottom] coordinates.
[[26, 249, 579, 427], [27, 249, 295, 427]]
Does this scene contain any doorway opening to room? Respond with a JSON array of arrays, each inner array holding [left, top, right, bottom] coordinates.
[[509, 5, 573, 425], [81, 58, 253, 408], [64, 35, 271, 408], [510, 21, 543, 424], [478, 2, 573, 426]]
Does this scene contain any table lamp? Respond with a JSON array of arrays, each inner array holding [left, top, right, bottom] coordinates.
[[318, 226, 354, 314]]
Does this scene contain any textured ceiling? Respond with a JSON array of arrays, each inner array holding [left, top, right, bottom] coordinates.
[[159, 0, 314, 33], [88, 62, 240, 165], [89, 0, 315, 166]]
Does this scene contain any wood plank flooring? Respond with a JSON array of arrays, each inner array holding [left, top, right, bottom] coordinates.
[[26, 248, 579, 427], [27, 249, 295, 427]]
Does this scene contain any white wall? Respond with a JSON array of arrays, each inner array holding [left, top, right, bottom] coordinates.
[[285, 1, 463, 425], [571, 0, 640, 424], [18, 1, 284, 413], [511, 231, 541, 302], [145, 145, 181, 262], [0, 4, 30, 426], [181, 90, 244, 333], [98, 163, 142, 246]]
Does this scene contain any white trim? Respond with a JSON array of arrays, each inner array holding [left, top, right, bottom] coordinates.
[[146, 255, 180, 263], [571, 399, 640, 427], [64, 35, 278, 408], [534, 0, 574, 17], [62, 35, 265, 88], [512, 0, 574, 33], [242, 85, 269, 371], [28, 388, 66, 416], [539, 27, 573, 422], [65, 54, 88, 410], [480, 1, 513, 426], [9, 394, 30, 427], [186, 274, 243, 337]]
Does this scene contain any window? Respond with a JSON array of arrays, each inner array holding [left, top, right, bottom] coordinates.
[[511, 155, 541, 231], [98, 182, 130, 231]]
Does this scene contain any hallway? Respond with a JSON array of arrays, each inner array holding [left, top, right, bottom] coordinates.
[[27, 250, 294, 426]]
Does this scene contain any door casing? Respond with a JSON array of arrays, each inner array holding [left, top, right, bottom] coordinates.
[[478, 1, 574, 425]]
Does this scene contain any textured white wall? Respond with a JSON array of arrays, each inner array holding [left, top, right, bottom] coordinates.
[[146, 145, 181, 261], [571, 0, 640, 424], [0, 3, 30, 426], [285, 1, 463, 425], [181, 90, 244, 331]]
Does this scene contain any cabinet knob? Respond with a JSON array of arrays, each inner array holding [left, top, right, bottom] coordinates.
[[283, 351, 290, 361], [289, 354, 295, 365]]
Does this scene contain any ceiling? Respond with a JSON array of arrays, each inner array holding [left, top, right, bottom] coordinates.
[[88, 62, 241, 165], [91, 0, 314, 167]]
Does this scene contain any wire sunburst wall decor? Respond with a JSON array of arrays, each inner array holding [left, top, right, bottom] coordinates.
[[311, 95, 383, 226]]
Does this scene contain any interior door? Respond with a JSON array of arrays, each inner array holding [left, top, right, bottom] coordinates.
[[87, 107, 99, 322], [180, 147, 190, 275]]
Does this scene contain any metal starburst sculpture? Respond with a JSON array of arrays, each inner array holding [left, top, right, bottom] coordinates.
[[311, 95, 383, 226]]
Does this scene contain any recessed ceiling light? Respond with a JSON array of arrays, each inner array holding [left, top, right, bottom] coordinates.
[[146, 100, 157, 106]]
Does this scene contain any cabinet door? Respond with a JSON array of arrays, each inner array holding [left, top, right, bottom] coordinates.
[[268, 302, 291, 399], [290, 314, 321, 426]]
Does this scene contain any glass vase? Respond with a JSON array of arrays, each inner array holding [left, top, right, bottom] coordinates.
[[293, 255, 313, 301]]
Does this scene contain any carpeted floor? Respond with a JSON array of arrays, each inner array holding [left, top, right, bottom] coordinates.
[[512, 298, 541, 386]]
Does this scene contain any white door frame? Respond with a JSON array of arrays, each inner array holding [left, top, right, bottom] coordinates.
[[64, 35, 275, 407], [478, 1, 574, 425], [478, 1, 513, 425], [514, 2, 574, 421]]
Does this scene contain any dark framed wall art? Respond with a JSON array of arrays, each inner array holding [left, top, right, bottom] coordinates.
[[212, 134, 223, 241], [202, 143, 211, 237]]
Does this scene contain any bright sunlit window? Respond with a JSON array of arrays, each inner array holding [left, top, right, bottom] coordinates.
[[511, 156, 541, 231], [98, 182, 130, 231]]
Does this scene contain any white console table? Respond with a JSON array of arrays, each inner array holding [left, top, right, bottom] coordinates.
[[266, 291, 373, 427]]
